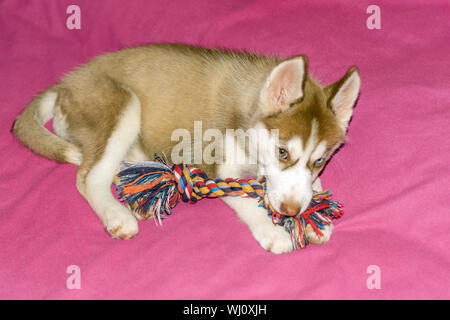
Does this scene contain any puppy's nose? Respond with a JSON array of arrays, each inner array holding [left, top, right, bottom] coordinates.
[[280, 201, 301, 216]]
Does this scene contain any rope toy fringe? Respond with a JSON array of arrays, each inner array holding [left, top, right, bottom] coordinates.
[[115, 159, 343, 250]]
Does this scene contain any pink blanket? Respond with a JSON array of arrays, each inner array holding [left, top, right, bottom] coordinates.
[[1, 0, 449, 299]]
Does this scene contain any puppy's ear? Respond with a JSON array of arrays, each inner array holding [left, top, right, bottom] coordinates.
[[260, 56, 307, 115], [325, 66, 361, 131]]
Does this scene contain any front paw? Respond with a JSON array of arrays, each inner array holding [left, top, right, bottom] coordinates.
[[305, 223, 333, 244], [103, 206, 139, 240], [253, 224, 293, 254]]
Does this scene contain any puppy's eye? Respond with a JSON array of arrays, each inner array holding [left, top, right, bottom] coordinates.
[[314, 157, 324, 167], [279, 148, 289, 160]]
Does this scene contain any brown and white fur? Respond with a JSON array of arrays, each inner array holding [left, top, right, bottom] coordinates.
[[12, 44, 360, 254]]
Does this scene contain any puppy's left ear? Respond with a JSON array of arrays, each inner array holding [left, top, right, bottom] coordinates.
[[325, 67, 361, 131]]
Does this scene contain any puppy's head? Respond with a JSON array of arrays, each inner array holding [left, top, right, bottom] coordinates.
[[254, 56, 360, 216]]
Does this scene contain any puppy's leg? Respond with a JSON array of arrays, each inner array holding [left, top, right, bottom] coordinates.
[[216, 164, 292, 253], [75, 86, 141, 239], [305, 223, 333, 244], [222, 197, 293, 254], [306, 177, 333, 244], [312, 177, 322, 192]]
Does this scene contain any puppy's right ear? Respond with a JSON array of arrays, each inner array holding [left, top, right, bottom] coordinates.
[[259, 56, 308, 115]]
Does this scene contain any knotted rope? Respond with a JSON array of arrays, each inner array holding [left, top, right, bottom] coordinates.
[[115, 160, 343, 249]]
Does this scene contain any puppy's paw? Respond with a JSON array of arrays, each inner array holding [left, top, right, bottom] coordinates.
[[305, 223, 333, 244], [253, 224, 293, 254], [104, 207, 139, 240]]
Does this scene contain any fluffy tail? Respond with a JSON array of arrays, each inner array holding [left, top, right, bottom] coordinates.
[[12, 88, 82, 165]]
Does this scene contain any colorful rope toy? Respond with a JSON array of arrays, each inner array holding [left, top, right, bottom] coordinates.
[[115, 158, 343, 250]]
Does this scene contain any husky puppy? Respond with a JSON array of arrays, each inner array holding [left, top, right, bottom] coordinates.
[[13, 44, 360, 253]]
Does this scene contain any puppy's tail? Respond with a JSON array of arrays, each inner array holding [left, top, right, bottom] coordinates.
[[12, 87, 82, 165]]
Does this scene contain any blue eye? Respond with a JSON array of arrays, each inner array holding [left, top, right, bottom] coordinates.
[[314, 158, 324, 166]]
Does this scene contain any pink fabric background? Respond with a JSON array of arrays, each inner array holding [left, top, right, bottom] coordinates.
[[1, 0, 449, 299]]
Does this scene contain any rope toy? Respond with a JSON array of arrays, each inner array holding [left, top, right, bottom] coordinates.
[[115, 158, 343, 250]]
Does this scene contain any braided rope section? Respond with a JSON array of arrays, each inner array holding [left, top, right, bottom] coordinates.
[[116, 161, 343, 249]]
